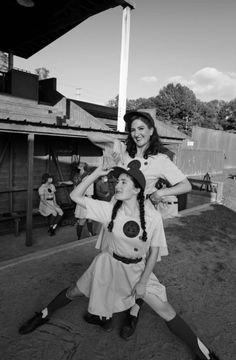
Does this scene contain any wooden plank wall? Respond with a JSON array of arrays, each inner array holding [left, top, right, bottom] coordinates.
[[0, 132, 102, 234]]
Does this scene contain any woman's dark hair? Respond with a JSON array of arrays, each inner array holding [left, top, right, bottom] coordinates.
[[125, 114, 164, 159], [107, 174, 147, 242], [41, 173, 53, 184]]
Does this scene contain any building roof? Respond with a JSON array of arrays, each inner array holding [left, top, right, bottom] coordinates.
[[70, 99, 118, 120], [0, 0, 135, 59]]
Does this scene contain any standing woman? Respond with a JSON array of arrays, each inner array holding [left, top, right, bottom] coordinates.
[[88, 110, 192, 335], [73, 162, 95, 239], [38, 173, 63, 236], [19, 161, 220, 360]]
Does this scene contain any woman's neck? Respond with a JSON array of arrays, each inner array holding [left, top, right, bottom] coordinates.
[[135, 143, 149, 158], [122, 198, 139, 217]]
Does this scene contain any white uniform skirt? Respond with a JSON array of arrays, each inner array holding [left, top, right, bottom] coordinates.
[[76, 250, 167, 318]]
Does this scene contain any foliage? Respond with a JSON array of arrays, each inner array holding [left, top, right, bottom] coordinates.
[[35, 67, 50, 80], [217, 99, 236, 131], [107, 83, 234, 134]]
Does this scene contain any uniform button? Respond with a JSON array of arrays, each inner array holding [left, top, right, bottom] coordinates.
[[144, 161, 148, 165], [134, 248, 138, 252]]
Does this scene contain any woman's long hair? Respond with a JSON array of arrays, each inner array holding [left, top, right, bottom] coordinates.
[[107, 177, 147, 242], [125, 114, 163, 159]]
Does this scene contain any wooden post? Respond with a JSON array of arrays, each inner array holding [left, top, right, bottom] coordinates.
[[117, 6, 131, 132], [9, 137, 13, 213], [26, 133, 34, 246], [8, 52, 14, 70]]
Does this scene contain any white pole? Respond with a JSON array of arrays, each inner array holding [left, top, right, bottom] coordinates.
[[117, 6, 131, 132]]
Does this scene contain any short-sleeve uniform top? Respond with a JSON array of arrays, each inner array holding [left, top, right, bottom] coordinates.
[[120, 143, 186, 196], [38, 183, 56, 216], [76, 198, 168, 318]]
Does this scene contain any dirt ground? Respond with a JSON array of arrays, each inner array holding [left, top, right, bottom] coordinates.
[[0, 177, 236, 360]]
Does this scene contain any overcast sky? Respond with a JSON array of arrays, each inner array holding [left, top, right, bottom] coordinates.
[[15, 0, 236, 105]]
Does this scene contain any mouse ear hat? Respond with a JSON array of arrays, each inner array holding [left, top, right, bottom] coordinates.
[[111, 160, 146, 190]]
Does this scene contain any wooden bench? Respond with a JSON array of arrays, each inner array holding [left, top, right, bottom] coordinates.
[[0, 204, 75, 236], [0, 209, 40, 237]]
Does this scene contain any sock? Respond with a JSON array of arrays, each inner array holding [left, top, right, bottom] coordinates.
[[87, 222, 94, 236], [46, 288, 72, 317], [76, 225, 83, 239], [130, 298, 144, 317], [166, 314, 210, 360]]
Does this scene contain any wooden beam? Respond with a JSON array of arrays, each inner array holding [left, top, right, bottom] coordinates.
[[26, 133, 34, 246], [9, 138, 14, 213], [0, 138, 10, 166]]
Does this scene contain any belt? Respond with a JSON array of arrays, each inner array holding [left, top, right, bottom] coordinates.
[[113, 252, 142, 264], [47, 198, 53, 200], [167, 201, 178, 205]]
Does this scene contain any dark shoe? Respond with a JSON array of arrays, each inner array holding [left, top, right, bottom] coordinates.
[[120, 313, 139, 340], [49, 226, 55, 236], [19, 312, 49, 334], [83, 312, 113, 332], [195, 351, 221, 360]]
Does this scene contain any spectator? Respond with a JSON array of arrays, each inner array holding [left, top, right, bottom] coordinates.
[[95, 175, 111, 201], [38, 173, 63, 236]]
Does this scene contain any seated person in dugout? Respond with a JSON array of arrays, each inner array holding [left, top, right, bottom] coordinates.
[[38, 173, 63, 236], [19, 160, 220, 360]]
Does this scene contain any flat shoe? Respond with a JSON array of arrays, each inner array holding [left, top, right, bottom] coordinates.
[[83, 312, 113, 332], [19, 312, 49, 335]]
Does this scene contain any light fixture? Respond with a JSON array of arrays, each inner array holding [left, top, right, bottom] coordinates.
[[16, 0, 35, 7]]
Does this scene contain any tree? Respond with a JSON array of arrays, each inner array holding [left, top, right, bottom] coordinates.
[[35, 67, 50, 80], [106, 95, 157, 110], [217, 99, 236, 131], [0, 51, 8, 72], [155, 83, 201, 134]]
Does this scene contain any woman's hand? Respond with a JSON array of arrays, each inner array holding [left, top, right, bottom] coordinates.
[[149, 190, 164, 205], [132, 281, 146, 299]]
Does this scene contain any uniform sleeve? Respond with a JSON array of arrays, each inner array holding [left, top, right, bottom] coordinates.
[[84, 197, 113, 224], [52, 184, 56, 193], [38, 185, 45, 197], [161, 155, 186, 185], [149, 211, 169, 262]]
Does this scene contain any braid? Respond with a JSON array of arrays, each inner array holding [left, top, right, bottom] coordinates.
[[138, 190, 147, 242], [107, 200, 122, 232]]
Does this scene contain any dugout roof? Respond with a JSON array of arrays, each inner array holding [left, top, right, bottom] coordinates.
[[0, 0, 135, 59]]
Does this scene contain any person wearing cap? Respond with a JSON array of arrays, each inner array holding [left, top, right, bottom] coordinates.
[[87, 110, 192, 335], [18, 161, 220, 360]]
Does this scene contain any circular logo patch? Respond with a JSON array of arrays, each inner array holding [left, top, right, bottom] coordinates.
[[123, 221, 140, 238]]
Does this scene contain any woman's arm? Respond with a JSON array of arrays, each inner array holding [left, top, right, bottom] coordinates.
[[88, 134, 125, 165], [70, 166, 111, 208], [87, 133, 117, 151], [150, 178, 191, 204], [132, 246, 159, 298]]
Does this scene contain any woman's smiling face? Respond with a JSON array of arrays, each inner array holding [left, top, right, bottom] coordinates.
[[130, 118, 154, 149], [114, 173, 139, 201]]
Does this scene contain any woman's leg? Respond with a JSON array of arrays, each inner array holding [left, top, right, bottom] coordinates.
[[87, 219, 95, 236], [144, 292, 220, 360], [76, 218, 86, 240], [19, 285, 83, 335]]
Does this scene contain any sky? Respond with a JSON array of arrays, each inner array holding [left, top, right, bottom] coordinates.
[[15, 0, 236, 105]]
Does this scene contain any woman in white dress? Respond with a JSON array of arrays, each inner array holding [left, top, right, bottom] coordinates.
[[18, 161, 220, 360], [88, 110, 192, 337], [38, 173, 63, 236]]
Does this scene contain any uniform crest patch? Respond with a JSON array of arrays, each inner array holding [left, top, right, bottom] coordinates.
[[123, 221, 140, 238]]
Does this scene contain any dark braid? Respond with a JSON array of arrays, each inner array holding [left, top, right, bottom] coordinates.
[[138, 190, 147, 242], [107, 200, 122, 232]]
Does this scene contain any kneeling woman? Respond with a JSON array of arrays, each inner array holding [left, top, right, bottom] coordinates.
[[19, 161, 220, 360]]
